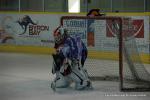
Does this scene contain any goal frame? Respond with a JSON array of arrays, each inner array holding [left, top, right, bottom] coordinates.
[[60, 16, 150, 92]]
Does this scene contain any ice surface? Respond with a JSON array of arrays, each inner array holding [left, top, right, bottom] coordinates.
[[0, 52, 150, 100]]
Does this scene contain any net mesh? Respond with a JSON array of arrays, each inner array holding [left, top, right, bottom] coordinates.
[[122, 18, 150, 90]]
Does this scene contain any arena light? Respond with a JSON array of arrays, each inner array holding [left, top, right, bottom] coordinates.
[[68, 0, 80, 13]]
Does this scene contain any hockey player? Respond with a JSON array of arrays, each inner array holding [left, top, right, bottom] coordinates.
[[51, 26, 92, 90]]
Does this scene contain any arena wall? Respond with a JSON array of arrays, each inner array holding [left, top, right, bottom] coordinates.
[[0, 12, 149, 64]]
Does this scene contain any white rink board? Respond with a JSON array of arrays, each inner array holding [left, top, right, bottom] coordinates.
[[0, 13, 149, 54]]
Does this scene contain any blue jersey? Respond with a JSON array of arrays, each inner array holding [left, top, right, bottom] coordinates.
[[58, 35, 87, 65]]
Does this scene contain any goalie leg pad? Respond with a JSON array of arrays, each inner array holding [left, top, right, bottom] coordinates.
[[68, 66, 92, 90], [60, 63, 72, 76], [52, 53, 65, 74], [53, 72, 70, 88]]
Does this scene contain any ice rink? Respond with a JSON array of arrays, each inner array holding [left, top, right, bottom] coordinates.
[[0, 52, 150, 100]]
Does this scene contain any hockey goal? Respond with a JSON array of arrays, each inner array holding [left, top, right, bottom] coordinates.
[[60, 16, 150, 91]]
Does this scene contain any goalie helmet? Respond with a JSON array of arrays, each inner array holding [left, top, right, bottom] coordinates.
[[53, 26, 67, 44]]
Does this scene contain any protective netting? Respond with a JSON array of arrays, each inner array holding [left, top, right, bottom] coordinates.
[[122, 18, 150, 90], [60, 16, 150, 91]]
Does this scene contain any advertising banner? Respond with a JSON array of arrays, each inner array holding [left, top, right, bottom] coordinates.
[[0, 14, 61, 47], [105, 16, 149, 53]]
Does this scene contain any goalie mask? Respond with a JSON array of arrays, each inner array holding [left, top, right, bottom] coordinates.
[[53, 26, 67, 44]]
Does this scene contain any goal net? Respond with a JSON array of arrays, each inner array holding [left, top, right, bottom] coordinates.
[[60, 16, 150, 91]]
